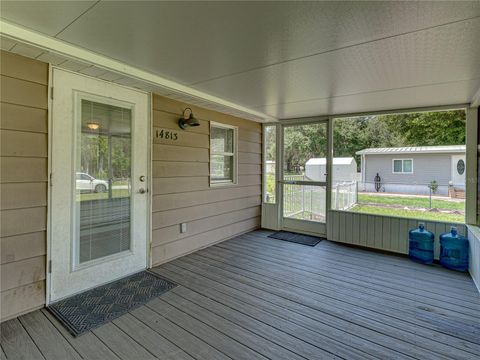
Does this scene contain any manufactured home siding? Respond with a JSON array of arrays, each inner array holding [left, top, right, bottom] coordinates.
[[151, 95, 262, 265], [0, 51, 48, 321], [364, 153, 453, 186]]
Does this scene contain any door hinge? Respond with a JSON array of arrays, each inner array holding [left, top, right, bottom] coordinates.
[[49, 172, 53, 186], [48, 260, 52, 273], [50, 87, 53, 100]]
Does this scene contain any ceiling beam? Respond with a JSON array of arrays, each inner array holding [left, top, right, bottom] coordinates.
[[0, 20, 276, 122]]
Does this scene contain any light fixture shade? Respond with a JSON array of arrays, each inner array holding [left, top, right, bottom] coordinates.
[[87, 122, 100, 130], [178, 108, 200, 129]]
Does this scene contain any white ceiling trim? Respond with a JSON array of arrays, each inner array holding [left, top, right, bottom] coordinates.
[[471, 86, 480, 108], [0, 20, 276, 122]]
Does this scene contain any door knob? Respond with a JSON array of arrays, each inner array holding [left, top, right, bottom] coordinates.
[[138, 188, 147, 194]]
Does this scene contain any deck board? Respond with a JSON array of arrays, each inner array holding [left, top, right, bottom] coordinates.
[[1, 230, 479, 360], [0, 318, 45, 360], [41, 309, 120, 360]]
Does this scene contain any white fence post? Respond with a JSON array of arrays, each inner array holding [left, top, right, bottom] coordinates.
[[335, 184, 340, 210]]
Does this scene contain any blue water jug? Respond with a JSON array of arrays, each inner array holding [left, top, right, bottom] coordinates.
[[409, 223, 434, 264], [440, 227, 469, 272]]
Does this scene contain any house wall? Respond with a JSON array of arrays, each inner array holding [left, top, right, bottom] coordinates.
[[0, 51, 262, 321], [0, 51, 48, 321], [150, 95, 262, 265], [362, 153, 458, 195]]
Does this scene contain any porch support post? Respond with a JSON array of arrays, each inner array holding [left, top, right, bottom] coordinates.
[[465, 107, 478, 225]]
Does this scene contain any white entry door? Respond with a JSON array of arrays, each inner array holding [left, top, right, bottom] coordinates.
[[49, 69, 149, 302]]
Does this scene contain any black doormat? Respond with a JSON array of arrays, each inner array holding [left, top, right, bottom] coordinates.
[[48, 271, 176, 337], [268, 231, 324, 246]]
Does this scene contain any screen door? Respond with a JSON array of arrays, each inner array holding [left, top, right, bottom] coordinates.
[[281, 121, 328, 236]]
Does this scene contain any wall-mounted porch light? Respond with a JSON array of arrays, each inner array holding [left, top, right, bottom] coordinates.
[[178, 108, 200, 129]]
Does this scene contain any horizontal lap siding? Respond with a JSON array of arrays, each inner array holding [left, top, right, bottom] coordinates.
[[364, 153, 453, 185], [327, 210, 466, 259], [0, 51, 48, 321], [151, 95, 262, 266]]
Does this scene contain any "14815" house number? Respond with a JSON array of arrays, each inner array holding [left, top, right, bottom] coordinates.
[[155, 129, 178, 141]]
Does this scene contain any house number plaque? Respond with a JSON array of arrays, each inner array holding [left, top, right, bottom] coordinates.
[[155, 128, 178, 141]]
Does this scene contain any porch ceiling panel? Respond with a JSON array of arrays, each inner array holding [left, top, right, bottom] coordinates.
[[0, 1, 97, 36], [1, 1, 480, 120]]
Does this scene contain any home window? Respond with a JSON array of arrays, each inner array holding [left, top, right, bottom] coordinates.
[[210, 122, 238, 185], [393, 159, 413, 174]]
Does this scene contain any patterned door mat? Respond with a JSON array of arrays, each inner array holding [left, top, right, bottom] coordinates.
[[48, 271, 176, 336], [268, 231, 325, 246]]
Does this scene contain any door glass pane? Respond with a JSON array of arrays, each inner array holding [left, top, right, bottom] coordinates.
[[283, 184, 326, 222], [283, 123, 327, 181], [264, 125, 276, 203], [211, 126, 234, 153], [75, 99, 132, 264]]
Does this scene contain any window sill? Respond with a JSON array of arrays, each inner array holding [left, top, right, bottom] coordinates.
[[210, 181, 237, 187]]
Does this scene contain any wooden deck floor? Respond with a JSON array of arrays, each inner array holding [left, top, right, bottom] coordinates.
[[2, 230, 480, 360]]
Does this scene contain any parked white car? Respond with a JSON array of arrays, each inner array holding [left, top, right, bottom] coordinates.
[[76, 172, 109, 193]]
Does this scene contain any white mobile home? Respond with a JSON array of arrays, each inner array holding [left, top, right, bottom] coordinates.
[[305, 157, 357, 184], [356, 145, 466, 196]]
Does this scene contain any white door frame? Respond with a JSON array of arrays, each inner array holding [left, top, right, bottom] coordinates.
[[261, 117, 331, 236], [46, 67, 152, 303], [280, 118, 330, 236]]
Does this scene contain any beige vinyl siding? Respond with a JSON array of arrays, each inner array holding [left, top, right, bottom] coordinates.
[[151, 95, 262, 265], [0, 50, 48, 321]]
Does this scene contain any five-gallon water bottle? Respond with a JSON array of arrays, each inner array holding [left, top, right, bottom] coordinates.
[[440, 227, 469, 272], [409, 223, 434, 264]]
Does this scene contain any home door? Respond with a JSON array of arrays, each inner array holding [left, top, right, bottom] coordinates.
[[49, 69, 149, 302]]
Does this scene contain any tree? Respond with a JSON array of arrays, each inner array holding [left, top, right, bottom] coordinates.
[[278, 110, 465, 174], [380, 110, 465, 146]]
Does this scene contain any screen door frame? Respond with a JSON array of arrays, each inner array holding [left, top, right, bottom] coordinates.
[[279, 118, 331, 237]]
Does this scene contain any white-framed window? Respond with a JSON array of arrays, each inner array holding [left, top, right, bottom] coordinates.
[[392, 159, 413, 174], [210, 121, 238, 185]]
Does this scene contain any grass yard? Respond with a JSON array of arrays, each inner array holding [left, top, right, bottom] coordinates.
[[351, 204, 464, 223], [358, 194, 464, 211], [79, 189, 130, 201]]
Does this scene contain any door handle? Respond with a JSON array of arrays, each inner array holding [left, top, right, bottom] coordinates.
[[138, 188, 147, 194]]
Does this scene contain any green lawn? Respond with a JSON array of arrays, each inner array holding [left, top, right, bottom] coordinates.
[[358, 194, 464, 211], [266, 177, 465, 223], [79, 189, 130, 201], [351, 204, 464, 223], [266, 174, 276, 201]]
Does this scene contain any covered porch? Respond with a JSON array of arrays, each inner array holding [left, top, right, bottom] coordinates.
[[1, 2, 480, 359], [2, 230, 479, 360]]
